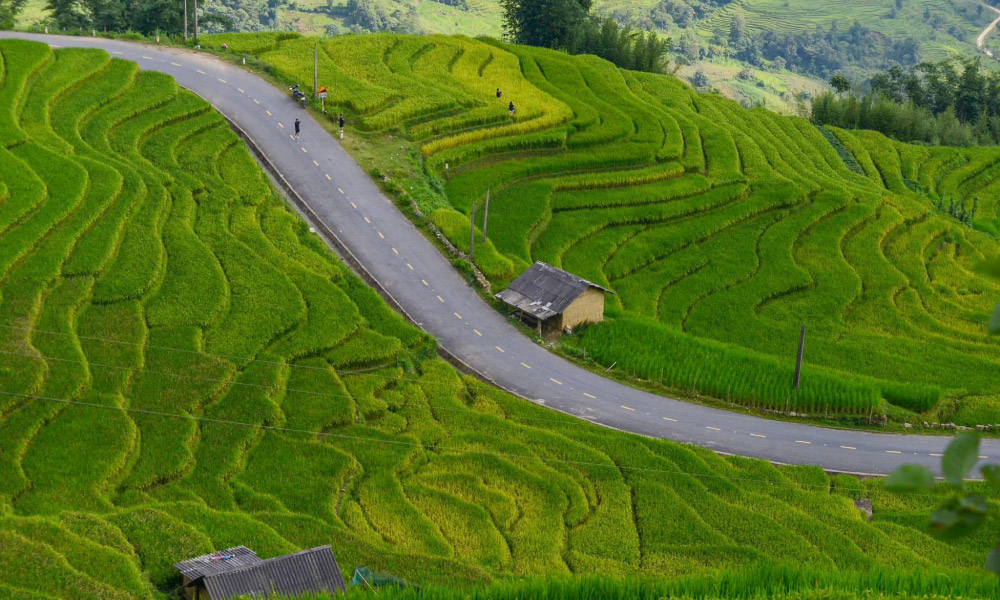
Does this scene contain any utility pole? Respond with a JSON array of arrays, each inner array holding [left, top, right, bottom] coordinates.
[[193, 0, 199, 45], [793, 325, 806, 389], [183, 0, 188, 41], [469, 200, 476, 263], [481, 188, 490, 243], [313, 43, 319, 99]]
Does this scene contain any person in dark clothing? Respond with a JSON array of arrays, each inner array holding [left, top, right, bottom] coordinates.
[[294, 118, 300, 138], [508, 101, 515, 116], [338, 114, 345, 139], [496, 88, 502, 98]]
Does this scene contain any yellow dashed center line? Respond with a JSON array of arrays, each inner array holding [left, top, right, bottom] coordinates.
[[142, 55, 153, 59], [364, 217, 371, 224], [313, 160, 319, 166], [620, 405, 636, 411], [266, 110, 272, 116], [406, 263, 413, 270], [980, 455, 989, 460], [278, 122, 284, 128], [662, 416, 676, 422], [171, 62, 182, 66], [378, 231, 385, 239], [840, 446, 856, 450], [325, 174, 332, 181], [217, 78, 226, 83], [112, 51, 123, 55], [583, 393, 596, 399], [301, 147, 307, 153], [437, 295, 445, 303], [550, 378, 562, 385], [929, 453, 943, 457], [453, 312, 462, 319], [289, 134, 295, 140], [392, 248, 399, 255], [795, 440, 811, 445], [338, 188, 345, 194], [253, 98, 260, 104], [473, 329, 482, 336], [520, 362, 531, 369], [706, 426, 721, 431], [495, 346, 505, 353], [196, 69, 206, 74], [886, 450, 901, 454], [237, 88, 245, 93], [422, 279, 429, 286], [351, 202, 358, 208], [749, 433, 766, 438]]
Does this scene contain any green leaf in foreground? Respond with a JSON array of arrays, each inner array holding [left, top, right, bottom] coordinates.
[[885, 464, 935, 492], [942, 432, 980, 487], [983, 464, 1000, 489]]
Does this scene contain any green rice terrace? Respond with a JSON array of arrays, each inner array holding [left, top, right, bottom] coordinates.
[[240, 32, 1000, 427], [1, 37, 999, 598]]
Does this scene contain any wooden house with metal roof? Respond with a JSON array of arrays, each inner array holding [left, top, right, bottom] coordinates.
[[496, 262, 612, 333], [174, 545, 345, 600]]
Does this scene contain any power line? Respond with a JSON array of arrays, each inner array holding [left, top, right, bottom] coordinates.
[[0, 347, 620, 431], [0, 387, 923, 496]]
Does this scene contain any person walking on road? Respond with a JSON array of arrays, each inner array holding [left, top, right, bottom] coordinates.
[[338, 114, 345, 139], [294, 118, 300, 138]]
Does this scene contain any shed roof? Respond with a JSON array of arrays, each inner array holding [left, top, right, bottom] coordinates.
[[174, 546, 261, 580], [187, 545, 346, 600], [495, 262, 611, 321]]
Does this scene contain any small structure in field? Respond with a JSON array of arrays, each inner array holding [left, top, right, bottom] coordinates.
[[496, 261, 612, 333], [174, 545, 345, 600]]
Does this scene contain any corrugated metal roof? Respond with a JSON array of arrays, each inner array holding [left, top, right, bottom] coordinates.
[[202, 545, 346, 600], [174, 546, 261, 579], [495, 262, 610, 320]]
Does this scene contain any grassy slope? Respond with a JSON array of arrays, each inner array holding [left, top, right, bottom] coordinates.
[[248, 32, 1000, 425], [0, 39, 998, 598]]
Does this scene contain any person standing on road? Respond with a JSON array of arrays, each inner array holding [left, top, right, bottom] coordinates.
[[294, 118, 300, 138], [338, 114, 345, 139]]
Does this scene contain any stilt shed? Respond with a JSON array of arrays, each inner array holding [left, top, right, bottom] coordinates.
[[496, 261, 612, 333]]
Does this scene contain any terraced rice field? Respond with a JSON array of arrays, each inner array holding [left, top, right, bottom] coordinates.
[[254, 33, 1000, 423], [702, 0, 986, 61], [1, 38, 999, 597]]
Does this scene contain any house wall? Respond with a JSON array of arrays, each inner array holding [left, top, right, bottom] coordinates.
[[558, 288, 605, 330]]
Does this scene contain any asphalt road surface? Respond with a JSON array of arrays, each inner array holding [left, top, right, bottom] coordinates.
[[5, 32, 996, 475]]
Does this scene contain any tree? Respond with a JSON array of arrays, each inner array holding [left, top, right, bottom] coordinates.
[[886, 432, 1000, 574], [499, 0, 591, 50], [0, 0, 27, 29], [829, 74, 851, 94], [729, 13, 745, 45]]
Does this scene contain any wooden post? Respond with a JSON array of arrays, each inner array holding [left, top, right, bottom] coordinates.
[[313, 43, 319, 99], [481, 188, 490, 243], [469, 200, 476, 262], [793, 325, 806, 389]]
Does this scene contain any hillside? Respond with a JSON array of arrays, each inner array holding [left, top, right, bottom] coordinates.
[[0, 38, 998, 597], [243, 33, 1000, 426]]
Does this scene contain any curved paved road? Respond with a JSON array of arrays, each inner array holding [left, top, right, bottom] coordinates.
[[5, 32, 996, 475]]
